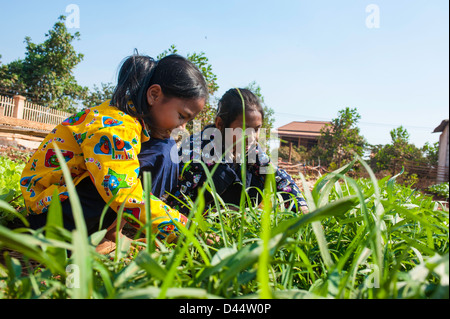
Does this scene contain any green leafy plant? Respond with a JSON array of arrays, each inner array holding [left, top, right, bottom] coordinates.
[[427, 182, 449, 199], [0, 147, 448, 299], [0, 16, 88, 112], [0, 156, 26, 225]]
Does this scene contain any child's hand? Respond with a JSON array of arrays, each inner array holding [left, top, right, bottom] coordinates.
[[300, 205, 310, 214], [205, 233, 221, 246]]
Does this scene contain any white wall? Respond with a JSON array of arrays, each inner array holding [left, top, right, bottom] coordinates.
[[437, 123, 449, 183]]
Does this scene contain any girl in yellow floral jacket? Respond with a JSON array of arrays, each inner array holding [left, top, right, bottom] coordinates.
[[20, 53, 207, 243]]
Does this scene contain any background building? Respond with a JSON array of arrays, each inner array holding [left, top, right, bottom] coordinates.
[[433, 119, 449, 183]]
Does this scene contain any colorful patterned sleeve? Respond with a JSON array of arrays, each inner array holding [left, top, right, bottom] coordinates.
[[274, 168, 309, 211], [81, 114, 187, 243]]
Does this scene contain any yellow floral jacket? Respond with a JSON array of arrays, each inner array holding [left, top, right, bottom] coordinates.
[[20, 101, 186, 242]]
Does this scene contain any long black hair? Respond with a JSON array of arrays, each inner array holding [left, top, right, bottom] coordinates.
[[110, 52, 208, 121], [216, 88, 264, 129]]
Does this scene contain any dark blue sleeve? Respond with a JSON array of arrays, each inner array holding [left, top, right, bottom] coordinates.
[[138, 138, 179, 199]]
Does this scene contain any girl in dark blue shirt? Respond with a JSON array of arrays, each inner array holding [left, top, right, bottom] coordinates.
[[166, 88, 309, 216]]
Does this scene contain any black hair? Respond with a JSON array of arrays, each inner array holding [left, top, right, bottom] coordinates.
[[111, 52, 208, 121], [216, 88, 264, 129]]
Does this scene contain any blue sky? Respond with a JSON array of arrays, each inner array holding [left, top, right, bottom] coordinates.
[[0, 0, 448, 147]]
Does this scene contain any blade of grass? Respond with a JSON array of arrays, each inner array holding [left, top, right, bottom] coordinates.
[[356, 155, 386, 284], [236, 88, 247, 251], [198, 196, 357, 292], [114, 197, 130, 262], [0, 225, 62, 273], [387, 167, 405, 204], [142, 171, 154, 254], [93, 259, 115, 298], [312, 159, 357, 207], [257, 174, 274, 299], [195, 161, 230, 247], [0, 200, 29, 228], [299, 172, 334, 270], [52, 143, 93, 298], [134, 250, 168, 281], [45, 188, 67, 274], [98, 192, 119, 231], [158, 185, 209, 299]]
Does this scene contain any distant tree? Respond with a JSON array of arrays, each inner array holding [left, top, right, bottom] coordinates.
[[312, 107, 367, 169], [83, 82, 115, 108], [0, 59, 26, 95], [422, 141, 439, 167], [368, 143, 384, 171], [371, 126, 425, 175], [0, 16, 88, 112]]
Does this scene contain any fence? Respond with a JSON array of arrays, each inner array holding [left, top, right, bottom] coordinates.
[[385, 160, 447, 181], [0, 95, 15, 117], [279, 158, 447, 189], [0, 94, 72, 126], [23, 100, 72, 126], [278, 160, 328, 178]]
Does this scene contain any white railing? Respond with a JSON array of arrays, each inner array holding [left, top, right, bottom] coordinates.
[[0, 95, 15, 117], [23, 100, 72, 126]]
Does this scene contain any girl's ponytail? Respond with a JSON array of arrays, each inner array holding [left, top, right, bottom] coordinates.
[[111, 53, 157, 117]]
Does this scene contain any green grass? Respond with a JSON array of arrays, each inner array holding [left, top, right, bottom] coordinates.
[[0, 156, 27, 226], [0, 147, 448, 299], [427, 182, 449, 199]]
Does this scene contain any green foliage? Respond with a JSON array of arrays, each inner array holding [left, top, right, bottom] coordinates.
[[0, 153, 448, 299], [278, 144, 308, 163], [427, 182, 449, 199], [0, 156, 26, 225], [312, 107, 367, 169], [422, 141, 439, 167], [0, 16, 88, 112], [370, 126, 433, 175], [1, 34, 448, 300], [82, 82, 115, 109]]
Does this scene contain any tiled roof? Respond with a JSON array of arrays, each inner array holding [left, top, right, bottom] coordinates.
[[276, 121, 331, 137]]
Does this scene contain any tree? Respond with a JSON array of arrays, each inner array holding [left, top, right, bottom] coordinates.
[[422, 141, 439, 167], [0, 59, 26, 95], [370, 126, 426, 175], [0, 16, 88, 112], [312, 107, 367, 169], [83, 82, 115, 108]]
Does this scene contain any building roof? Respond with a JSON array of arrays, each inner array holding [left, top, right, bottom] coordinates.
[[433, 119, 449, 133], [276, 120, 331, 138]]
